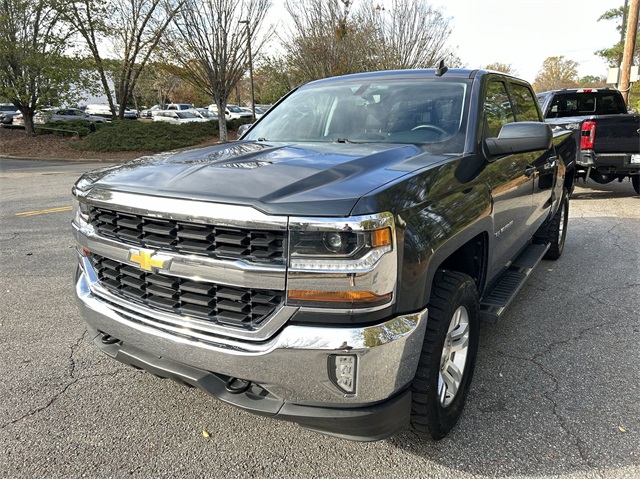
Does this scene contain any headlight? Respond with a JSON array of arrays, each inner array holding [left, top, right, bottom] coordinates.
[[287, 213, 397, 310]]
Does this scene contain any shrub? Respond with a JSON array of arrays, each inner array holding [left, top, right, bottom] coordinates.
[[71, 120, 220, 152], [36, 120, 107, 138]]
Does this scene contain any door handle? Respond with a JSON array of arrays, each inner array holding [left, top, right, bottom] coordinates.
[[524, 166, 536, 177]]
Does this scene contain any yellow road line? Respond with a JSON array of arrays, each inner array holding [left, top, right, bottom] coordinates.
[[16, 206, 73, 217]]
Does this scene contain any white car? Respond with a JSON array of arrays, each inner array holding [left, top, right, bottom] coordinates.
[[240, 106, 266, 119], [208, 103, 252, 120], [84, 104, 138, 120], [192, 108, 218, 121], [152, 110, 208, 124], [34, 108, 106, 124], [140, 104, 166, 118]]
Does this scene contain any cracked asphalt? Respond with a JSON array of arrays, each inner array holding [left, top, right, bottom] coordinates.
[[0, 158, 638, 478]]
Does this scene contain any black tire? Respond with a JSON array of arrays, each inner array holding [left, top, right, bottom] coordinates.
[[632, 175, 640, 195], [410, 271, 480, 440], [543, 188, 569, 260]]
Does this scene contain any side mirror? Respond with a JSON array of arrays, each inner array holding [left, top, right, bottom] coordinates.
[[485, 122, 552, 158]]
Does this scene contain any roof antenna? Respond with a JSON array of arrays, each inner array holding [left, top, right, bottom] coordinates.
[[435, 59, 448, 77]]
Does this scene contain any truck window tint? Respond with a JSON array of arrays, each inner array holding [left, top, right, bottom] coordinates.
[[484, 81, 514, 137], [509, 83, 540, 121], [546, 92, 627, 118]]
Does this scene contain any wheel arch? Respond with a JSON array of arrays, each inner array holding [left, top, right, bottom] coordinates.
[[399, 217, 491, 311]]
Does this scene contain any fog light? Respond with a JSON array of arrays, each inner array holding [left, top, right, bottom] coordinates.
[[329, 355, 357, 394]]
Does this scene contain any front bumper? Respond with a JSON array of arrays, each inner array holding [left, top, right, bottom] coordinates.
[[75, 265, 428, 440]]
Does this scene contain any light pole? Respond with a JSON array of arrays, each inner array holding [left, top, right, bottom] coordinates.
[[239, 20, 255, 121]]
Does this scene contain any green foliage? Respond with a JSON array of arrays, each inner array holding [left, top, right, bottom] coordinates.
[[0, 0, 87, 134], [36, 120, 107, 138], [532, 56, 580, 92], [71, 120, 221, 152]]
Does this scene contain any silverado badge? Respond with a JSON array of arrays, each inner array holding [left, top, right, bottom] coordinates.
[[128, 248, 172, 272]]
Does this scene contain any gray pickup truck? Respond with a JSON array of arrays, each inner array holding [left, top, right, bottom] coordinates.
[[537, 88, 640, 195], [72, 68, 575, 441]]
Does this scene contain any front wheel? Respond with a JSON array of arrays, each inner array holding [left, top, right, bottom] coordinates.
[[632, 175, 640, 195], [410, 271, 480, 440]]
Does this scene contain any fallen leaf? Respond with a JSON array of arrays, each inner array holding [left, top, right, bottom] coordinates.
[[618, 426, 626, 433], [499, 373, 504, 378], [202, 429, 211, 438]]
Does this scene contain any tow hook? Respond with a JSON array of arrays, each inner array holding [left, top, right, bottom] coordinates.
[[101, 334, 120, 345], [225, 377, 251, 394]]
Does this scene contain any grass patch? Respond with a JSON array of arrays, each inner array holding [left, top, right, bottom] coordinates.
[[70, 120, 221, 152]]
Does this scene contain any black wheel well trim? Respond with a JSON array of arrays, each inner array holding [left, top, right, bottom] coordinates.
[[422, 220, 491, 302]]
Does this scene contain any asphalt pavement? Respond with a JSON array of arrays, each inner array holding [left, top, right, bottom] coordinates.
[[0, 158, 638, 478]]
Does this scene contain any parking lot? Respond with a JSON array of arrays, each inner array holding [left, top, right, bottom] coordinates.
[[0, 158, 638, 478]]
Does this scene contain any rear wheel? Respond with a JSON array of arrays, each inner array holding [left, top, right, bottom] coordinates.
[[632, 175, 640, 195], [410, 271, 479, 440]]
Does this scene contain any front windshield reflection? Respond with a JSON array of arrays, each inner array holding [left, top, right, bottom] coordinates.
[[245, 78, 469, 149]]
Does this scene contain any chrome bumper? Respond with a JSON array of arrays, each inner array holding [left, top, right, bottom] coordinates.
[[76, 266, 428, 406]]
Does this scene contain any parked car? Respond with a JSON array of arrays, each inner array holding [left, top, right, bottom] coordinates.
[[34, 107, 106, 125], [192, 108, 218, 121], [84, 104, 138, 120], [166, 103, 195, 111], [72, 67, 575, 441], [152, 110, 208, 124], [12, 114, 25, 128], [537, 87, 640, 195], [0, 103, 20, 126], [240, 106, 266, 119], [140, 104, 167, 118], [208, 103, 252, 120]]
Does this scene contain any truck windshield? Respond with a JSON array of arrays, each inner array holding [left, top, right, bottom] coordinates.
[[244, 79, 469, 146]]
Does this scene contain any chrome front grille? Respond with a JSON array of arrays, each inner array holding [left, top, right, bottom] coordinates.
[[90, 254, 283, 327], [89, 207, 286, 264]]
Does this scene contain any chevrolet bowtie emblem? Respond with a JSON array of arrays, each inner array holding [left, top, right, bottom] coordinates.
[[128, 248, 172, 272]]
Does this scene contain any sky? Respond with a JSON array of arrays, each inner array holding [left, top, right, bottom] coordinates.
[[270, 0, 626, 84], [438, 0, 625, 83]]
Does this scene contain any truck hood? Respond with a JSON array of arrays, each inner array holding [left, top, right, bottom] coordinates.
[[76, 141, 434, 216]]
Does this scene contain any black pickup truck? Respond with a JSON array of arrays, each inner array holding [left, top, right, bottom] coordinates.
[[536, 88, 640, 194], [72, 68, 574, 441]]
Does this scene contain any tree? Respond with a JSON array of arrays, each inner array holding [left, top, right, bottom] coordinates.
[[56, 0, 185, 120], [133, 62, 182, 108], [0, 0, 86, 135], [164, 0, 271, 141], [359, 0, 457, 70], [578, 75, 606, 87], [595, 2, 639, 111], [283, 0, 364, 82], [596, 4, 640, 67], [251, 56, 294, 104], [532, 56, 580, 92], [484, 63, 518, 75], [282, 0, 457, 84]]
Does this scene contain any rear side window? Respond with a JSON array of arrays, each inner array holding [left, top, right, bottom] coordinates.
[[509, 83, 540, 121]]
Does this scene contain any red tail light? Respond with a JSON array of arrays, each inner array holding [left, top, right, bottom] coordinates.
[[581, 121, 596, 150]]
